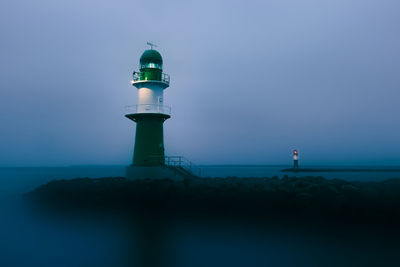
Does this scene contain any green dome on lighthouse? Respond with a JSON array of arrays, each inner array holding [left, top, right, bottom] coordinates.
[[138, 49, 163, 80], [140, 49, 163, 65]]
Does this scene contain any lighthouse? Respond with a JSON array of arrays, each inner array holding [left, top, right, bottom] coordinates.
[[293, 150, 299, 169], [125, 45, 174, 179]]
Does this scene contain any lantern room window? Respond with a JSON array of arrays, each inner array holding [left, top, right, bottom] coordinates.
[[141, 63, 162, 69]]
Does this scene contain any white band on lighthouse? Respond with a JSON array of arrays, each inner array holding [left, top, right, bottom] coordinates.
[[137, 85, 164, 113]]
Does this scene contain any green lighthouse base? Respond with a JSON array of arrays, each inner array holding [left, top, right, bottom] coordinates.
[[126, 113, 170, 166]]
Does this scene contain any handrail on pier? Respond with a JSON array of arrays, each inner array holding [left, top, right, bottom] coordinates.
[[147, 155, 202, 177]]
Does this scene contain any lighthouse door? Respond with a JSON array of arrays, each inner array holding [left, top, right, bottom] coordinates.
[[157, 97, 163, 113]]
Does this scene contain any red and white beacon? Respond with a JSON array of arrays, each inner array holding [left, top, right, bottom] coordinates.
[[293, 150, 299, 169]]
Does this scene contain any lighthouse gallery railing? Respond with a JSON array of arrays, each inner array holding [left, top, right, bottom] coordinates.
[[125, 104, 171, 115], [132, 72, 170, 84]]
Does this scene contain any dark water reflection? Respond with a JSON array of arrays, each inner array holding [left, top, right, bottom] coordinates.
[[169, 219, 400, 267], [1, 198, 400, 267], [2, 166, 400, 267], [0, 199, 130, 267]]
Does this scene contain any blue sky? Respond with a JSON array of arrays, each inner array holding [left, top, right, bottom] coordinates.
[[0, 0, 399, 166]]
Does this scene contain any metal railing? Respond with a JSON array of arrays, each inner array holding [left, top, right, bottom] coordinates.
[[147, 155, 202, 177], [162, 73, 170, 83], [125, 104, 171, 115], [132, 72, 170, 84], [164, 156, 202, 177]]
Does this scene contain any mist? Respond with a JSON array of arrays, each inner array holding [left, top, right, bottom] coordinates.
[[1, 0, 399, 166]]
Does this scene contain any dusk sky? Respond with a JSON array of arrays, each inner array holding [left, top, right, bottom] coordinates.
[[1, 0, 399, 166]]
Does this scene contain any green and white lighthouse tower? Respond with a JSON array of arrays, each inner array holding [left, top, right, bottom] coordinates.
[[125, 45, 174, 179]]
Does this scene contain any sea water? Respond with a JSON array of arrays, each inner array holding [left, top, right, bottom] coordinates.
[[199, 165, 400, 180], [1, 166, 400, 267]]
